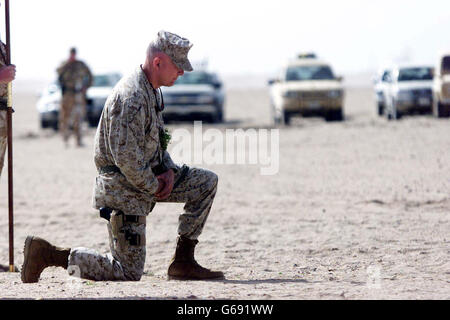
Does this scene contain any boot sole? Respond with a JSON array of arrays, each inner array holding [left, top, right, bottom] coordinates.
[[21, 236, 36, 283], [168, 274, 225, 281]]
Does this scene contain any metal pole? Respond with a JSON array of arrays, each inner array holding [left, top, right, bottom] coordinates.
[[5, 0, 14, 273]]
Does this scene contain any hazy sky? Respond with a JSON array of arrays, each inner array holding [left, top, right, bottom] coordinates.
[[3, 0, 450, 81]]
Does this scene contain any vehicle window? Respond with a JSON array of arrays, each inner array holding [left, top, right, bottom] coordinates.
[[175, 72, 213, 85], [397, 68, 433, 81], [93, 74, 121, 87], [382, 71, 391, 82], [442, 57, 450, 73], [285, 65, 335, 81]]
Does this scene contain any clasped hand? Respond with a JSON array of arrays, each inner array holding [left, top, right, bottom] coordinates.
[[0, 65, 16, 84]]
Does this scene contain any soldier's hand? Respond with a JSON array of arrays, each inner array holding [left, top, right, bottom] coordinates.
[[155, 169, 175, 200], [0, 65, 16, 84]]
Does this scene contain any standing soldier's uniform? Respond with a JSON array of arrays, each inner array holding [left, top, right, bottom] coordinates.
[[56, 53, 93, 146], [0, 41, 8, 178], [21, 31, 224, 283]]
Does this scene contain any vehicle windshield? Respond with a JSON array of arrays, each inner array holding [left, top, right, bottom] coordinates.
[[93, 74, 121, 87], [397, 68, 433, 81], [285, 65, 335, 81], [175, 72, 214, 85]]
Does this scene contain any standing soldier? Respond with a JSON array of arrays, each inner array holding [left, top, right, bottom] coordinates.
[[57, 47, 93, 147], [0, 36, 16, 178], [21, 31, 224, 282]]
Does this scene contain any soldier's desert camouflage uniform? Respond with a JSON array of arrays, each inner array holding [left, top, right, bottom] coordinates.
[[56, 60, 93, 144], [68, 66, 218, 281], [0, 41, 8, 178]]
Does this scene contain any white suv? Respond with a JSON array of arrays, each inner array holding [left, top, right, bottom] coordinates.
[[384, 64, 434, 120]]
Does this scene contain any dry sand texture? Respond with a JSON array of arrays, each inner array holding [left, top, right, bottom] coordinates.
[[0, 84, 449, 299]]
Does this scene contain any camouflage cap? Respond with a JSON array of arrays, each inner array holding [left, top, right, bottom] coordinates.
[[154, 30, 193, 72]]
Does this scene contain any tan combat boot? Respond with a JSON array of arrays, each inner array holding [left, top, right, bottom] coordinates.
[[168, 236, 224, 280], [21, 236, 71, 283]]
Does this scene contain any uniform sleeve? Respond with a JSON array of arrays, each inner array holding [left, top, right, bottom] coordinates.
[[108, 98, 159, 195], [83, 62, 94, 88], [56, 61, 67, 75]]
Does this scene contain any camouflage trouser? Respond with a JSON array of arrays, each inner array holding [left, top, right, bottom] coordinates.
[[59, 93, 86, 144], [0, 135, 6, 178], [68, 167, 218, 281]]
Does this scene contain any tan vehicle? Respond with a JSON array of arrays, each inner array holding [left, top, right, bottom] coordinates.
[[432, 51, 450, 118], [268, 54, 344, 124]]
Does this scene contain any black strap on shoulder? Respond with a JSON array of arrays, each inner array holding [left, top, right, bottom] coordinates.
[[148, 81, 165, 112]]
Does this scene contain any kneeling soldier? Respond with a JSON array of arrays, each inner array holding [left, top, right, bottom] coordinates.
[[21, 31, 224, 283]]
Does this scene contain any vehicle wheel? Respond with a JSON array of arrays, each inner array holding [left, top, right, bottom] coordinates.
[[40, 118, 49, 129], [283, 110, 291, 125], [325, 109, 343, 122], [51, 121, 59, 131], [88, 116, 100, 128], [212, 110, 224, 123], [433, 99, 450, 118], [377, 103, 384, 116]]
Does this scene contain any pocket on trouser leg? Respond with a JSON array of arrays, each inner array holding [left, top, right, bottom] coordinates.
[[109, 211, 146, 253], [108, 212, 147, 280]]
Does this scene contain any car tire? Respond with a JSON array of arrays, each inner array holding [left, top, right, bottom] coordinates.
[[40, 118, 49, 129], [41, 118, 59, 131], [325, 109, 343, 122], [283, 110, 291, 125], [393, 108, 402, 120], [208, 109, 223, 124], [51, 121, 59, 131], [433, 99, 450, 118], [214, 110, 224, 123], [377, 103, 384, 116], [88, 116, 100, 128]]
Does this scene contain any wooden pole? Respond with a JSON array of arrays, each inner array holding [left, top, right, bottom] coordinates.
[[5, 0, 14, 273]]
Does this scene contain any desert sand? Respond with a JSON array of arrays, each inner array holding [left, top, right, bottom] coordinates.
[[0, 82, 449, 300]]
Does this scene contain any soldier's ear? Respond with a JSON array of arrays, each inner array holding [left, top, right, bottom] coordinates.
[[153, 56, 161, 69]]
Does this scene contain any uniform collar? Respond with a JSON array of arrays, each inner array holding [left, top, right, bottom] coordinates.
[[138, 66, 154, 99]]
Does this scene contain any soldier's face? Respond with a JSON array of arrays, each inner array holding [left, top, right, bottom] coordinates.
[[158, 54, 184, 87]]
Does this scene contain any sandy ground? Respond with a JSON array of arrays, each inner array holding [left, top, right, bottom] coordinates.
[[0, 84, 449, 300]]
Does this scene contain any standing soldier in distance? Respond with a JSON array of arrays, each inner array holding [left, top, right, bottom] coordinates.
[[21, 30, 224, 283], [0, 34, 16, 178], [57, 47, 93, 147]]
